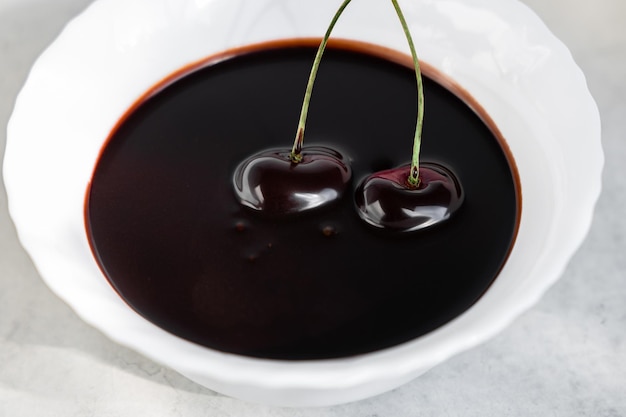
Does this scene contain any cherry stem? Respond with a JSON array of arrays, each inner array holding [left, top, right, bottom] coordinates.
[[390, 0, 424, 187], [290, 0, 424, 181], [290, 0, 353, 163]]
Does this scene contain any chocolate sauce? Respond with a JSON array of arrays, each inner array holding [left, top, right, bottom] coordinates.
[[86, 40, 520, 360]]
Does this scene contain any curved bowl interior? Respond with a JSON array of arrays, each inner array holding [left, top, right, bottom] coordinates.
[[3, 0, 602, 407]]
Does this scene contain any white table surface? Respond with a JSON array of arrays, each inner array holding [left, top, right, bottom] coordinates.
[[1, 0, 624, 415]]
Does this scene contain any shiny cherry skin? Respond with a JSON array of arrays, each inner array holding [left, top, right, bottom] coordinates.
[[355, 162, 463, 232], [233, 146, 351, 216]]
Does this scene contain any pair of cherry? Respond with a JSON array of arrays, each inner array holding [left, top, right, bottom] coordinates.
[[231, 1, 463, 233], [232, 145, 463, 233]]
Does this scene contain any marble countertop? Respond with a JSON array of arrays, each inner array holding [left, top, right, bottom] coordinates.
[[1, 0, 624, 415]]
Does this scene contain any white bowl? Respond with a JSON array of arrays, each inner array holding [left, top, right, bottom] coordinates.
[[3, 0, 602, 407]]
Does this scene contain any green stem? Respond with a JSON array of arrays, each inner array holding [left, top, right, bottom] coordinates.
[[391, 0, 424, 187], [290, 0, 353, 163]]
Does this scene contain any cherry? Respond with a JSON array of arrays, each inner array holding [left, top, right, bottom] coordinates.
[[351, 1, 464, 232], [233, 146, 351, 216], [232, 0, 354, 217], [355, 162, 463, 232]]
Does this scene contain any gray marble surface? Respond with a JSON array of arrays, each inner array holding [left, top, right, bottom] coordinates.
[[1, 0, 624, 415]]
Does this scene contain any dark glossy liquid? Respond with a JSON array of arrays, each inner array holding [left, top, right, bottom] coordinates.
[[87, 41, 520, 360]]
